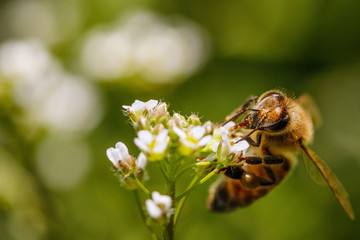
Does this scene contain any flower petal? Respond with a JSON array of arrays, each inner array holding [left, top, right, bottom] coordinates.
[[132, 100, 146, 112], [158, 195, 172, 210], [152, 191, 161, 200], [145, 99, 158, 110], [221, 131, 229, 141], [115, 142, 130, 161], [191, 126, 205, 140], [222, 121, 235, 130], [220, 140, 231, 158], [145, 199, 162, 219], [152, 191, 172, 210], [231, 140, 249, 152], [106, 147, 120, 168], [156, 129, 169, 143], [136, 152, 147, 169], [173, 126, 187, 139], [138, 130, 153, 145], [211, 141, 220, 152], [134, 138, 151, 153], [153, 141, 168, 154], [197, 135, 212, 147]]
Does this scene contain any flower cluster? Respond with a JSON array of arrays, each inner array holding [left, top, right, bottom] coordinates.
[[121, 99, 215, 161], [105, 99, 250, 237]]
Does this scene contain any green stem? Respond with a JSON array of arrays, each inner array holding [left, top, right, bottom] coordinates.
[[164, 177, 176, 240], [174, 175, 199, 226], [176, 161, 218, 179], [163, 154, 178, 240], [159, 161, 170, 182], [175, 166, 221, 203], [199, 168, 218, 184], [133, 190, 158, 240], [134, 177, 151, 197]]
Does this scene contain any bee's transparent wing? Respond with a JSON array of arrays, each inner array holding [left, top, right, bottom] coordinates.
[[301, 151, 327, 186], [300, 142, 355, 220]]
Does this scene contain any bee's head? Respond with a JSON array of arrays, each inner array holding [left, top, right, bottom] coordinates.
[[245, 91, 290, 132]]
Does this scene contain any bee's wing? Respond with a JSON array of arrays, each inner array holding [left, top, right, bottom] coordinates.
[[301, 150, 327, 186], [300, 142, 355, 220]]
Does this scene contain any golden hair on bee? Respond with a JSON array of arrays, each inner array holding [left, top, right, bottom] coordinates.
[[208, 89, 354, 220]]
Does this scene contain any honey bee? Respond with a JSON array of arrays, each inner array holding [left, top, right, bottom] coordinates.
[[207, 90, 354, 220]]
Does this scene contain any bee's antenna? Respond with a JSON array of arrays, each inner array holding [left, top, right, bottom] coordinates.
[[235, 128, 258, 143], [222, 96, 258, 126], [222, 109, 247, 126]]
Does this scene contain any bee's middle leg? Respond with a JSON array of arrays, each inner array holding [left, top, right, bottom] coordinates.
[[240, 155, 285, 165], [224, 165, 278, 188]]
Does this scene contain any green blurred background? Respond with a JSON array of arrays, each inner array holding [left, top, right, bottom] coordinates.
[[1, 0, 360, 239]]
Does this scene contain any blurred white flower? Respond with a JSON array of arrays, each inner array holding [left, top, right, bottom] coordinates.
[[134, 129, 169, 161], [0, 39, 103, 134], [0, 39, 53, 81], [145, 191, 172, 220], [35, 137, 91, 190], [80, 10, 209, 84], [2, 0, 81, 45], [14, 70, 103, 134], [81, 30, 134, 80], [173, 125, 212, 155]]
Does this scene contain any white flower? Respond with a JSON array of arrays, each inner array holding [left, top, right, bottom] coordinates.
[[145, 191, 172, 220], [106, 142, 135, 173], [173, 125, 212, 155], [210, 121, 249, 154], [211, 139, 249, 155], [134, 129, 169, 161], [122, 99, 159, 122]]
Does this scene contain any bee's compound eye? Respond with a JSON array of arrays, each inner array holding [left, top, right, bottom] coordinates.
[[240, 172, 260, 189]]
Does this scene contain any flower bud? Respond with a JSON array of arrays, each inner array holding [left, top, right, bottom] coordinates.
[[203, 121, 214, 135], [136, 117, 150, 131], [168, 113, 187, 129], [153, 123, 165, 134], [187, 114, 201, 125], [149, 102, 170, 125], [122, 176, 138, 190]]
